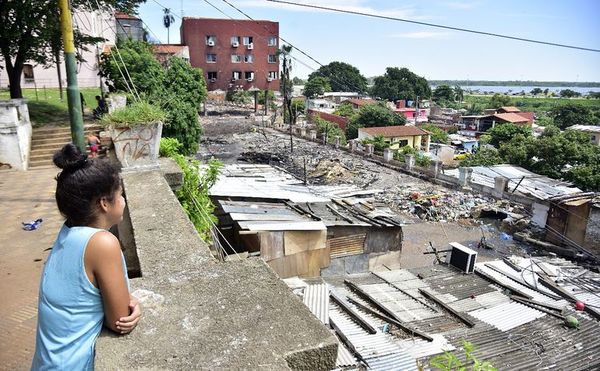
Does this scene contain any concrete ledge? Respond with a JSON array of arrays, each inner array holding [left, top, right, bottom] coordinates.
[[96, 169, 337, 370], [159, 157, 183, 190]]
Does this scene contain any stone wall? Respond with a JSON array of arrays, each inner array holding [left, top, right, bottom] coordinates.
[[95, 162, 337, 370], [0, 99, 32, 170]]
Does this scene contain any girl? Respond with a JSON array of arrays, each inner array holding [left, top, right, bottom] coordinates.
[[32, 144, 141, 370]]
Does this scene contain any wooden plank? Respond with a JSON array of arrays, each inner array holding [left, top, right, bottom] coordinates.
[[284, 230, 327, 255], [330, 291, 377, 334], [260, 231, 284, 261], [510, 296, 566, 319], [328, 234, 365, 258], [418, 288, 476, 327], [239, 221, 327, 231], [344, 280, 433, 342], [221, 205, 296, 215]]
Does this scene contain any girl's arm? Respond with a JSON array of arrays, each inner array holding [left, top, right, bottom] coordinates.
[[85, 231, 130, 333]]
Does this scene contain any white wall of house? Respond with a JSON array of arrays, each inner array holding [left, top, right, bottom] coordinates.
[[0, 10, 115, 90]]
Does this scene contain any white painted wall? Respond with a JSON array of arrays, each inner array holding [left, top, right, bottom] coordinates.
[[0, 99, 32, 170]]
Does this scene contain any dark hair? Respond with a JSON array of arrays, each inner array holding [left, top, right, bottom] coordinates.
[[53, 143, 121, 226]]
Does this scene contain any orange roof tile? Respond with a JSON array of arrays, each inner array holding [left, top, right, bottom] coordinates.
[[344, 98, 377, 107], [359, 125, 429, 137], [152, 44, 187, 54], [114, 11, 140, 20], [492, 112, 530, 123], [498, 106, 521, 113]]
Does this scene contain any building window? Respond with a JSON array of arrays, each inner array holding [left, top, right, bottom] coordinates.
[[231, 36, 240, 46], [244, 54, 253, 63], [268, 71, 278, 80], [232, 71, 241, 81], [207, 72, 218, 81], [206, 35, 216, 45], [398, 139, 409, 147], [245, 71, 254, 80], [23, 64, 35, 81], [268, 54, 277, 63], [231, 54, 242, 63], [242, 36, 253, 45], [206, 54, 217, 63], [268, 36, 277, 46], [592, 135, 597, 141]]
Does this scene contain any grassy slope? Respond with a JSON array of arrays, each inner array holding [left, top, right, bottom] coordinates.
[[463, 95, 600, 116], [0, 87, 101, 126]]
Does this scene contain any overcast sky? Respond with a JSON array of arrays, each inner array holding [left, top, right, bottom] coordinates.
[[137, 0, 600, 82]]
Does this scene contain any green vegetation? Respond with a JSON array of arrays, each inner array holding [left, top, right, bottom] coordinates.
[[307, 61, 368, 93], [433, 84, 455, 103], [371, 67, 431, 102], [303, 76, 331, 98], [421, 123, 449, 144], [314, 116, 346, 145], [462, 95, 600, 117], [429, 80, 600, 88], [159, 137, 222, 243], [549, 103, 598, 130], [0, 87, 101, 125], [100, 40, 207, 155], [333, 102, 356, 118], [361, 134, 390, 152], [430, 341, 496, 371], [100, 101, 165, 127], [347, 104, 406, 139]]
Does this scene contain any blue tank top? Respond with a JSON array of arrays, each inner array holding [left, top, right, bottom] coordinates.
[[32, 224, 129, 370]]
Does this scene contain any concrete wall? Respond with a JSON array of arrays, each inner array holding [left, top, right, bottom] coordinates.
[[584, 205, 600, 252], [95, 165, 337, 370], [0, 99, 32, 170]]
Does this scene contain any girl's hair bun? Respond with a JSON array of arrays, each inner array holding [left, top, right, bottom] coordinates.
[[53, 143, 88, 171]]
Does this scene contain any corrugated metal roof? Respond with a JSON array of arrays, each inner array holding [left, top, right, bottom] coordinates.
[[395, 334, 455, 359], [335, 342, 357, 368], [303, 283, 329, 325], [468, 301, 546, 331]]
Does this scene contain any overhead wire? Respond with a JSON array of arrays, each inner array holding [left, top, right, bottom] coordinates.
[[265, 0, 600, 53]]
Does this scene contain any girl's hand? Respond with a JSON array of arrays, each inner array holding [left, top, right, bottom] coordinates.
[[115, 296, 141, 334]]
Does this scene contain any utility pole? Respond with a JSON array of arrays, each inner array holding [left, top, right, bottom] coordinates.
[[282, 51, 292, 153], [58, 0, 85, 151]]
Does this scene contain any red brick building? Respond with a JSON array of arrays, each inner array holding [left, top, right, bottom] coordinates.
[[181, 17, 280, 91]]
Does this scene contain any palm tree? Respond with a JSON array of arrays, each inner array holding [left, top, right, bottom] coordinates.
[[454, 85, 464, 103], [163, 8, 175, 44]]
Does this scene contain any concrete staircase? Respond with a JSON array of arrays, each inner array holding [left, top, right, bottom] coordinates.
[[29, 124, 104, 168]]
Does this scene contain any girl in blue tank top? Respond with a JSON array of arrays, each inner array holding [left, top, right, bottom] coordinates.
[[32, 144, 142, 370]]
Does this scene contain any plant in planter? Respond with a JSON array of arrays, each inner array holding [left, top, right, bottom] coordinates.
[[100, 101, 166, 168]]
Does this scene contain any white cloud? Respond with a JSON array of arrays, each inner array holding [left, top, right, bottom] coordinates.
[[390, 31, 451, 39], [235, 0, 429, 20]]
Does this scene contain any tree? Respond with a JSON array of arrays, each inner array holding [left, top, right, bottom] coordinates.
[[314, 116, 346, 145], [361, 135, 390, 152], [346, 104, 406, 139], [307, 61, 367, 93], [420, 124, 448, 144], [302, 76, 331, 98], [559, 89, 581, 98], [461, 147, 503, 167], [433, 85, 455, 103], [292, 76, 305, 85], [454, 85, 464, 102], [333, 102, 356, 118], [487, 93, 511, 109], [486, 123, 532, 147], [288, 99, 305, 125], [0, 0, 142, 99], [163, 8, 176, 44], [530, 87, 543, 95], [549, 103, 597, 130], [370, 67, 431, 102], [99, 40, 166, 97], [588, 92, 600, 99]]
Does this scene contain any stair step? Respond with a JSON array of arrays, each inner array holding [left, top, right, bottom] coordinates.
[[33, 125, 104, 135], [30, 142, 71, 151]]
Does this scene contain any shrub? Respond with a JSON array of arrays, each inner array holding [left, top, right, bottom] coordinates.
[[100, 101, 166, 127]]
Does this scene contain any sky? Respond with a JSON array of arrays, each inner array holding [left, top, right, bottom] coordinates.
[[137, 0, 600, 82]]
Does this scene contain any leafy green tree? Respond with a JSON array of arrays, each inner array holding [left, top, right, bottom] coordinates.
[[589, 92, 600, 99], [530, 87, 543, 95], [487, 93, 511, 109], [314, 116, 346, 145], [454, 85, 464, 102], [346, 104, 406, 139], [462, 147, 503, 166], [420, 124, 449, 144], [465, 103, 483, 115], [0, 0, 142, 98], [303, 76, 331, 98], [285, 99, 305, 125], [225, 89, 251, 104], [433, 85, 455, 103], [559, 89, 581, 98], [549, 103, 597, 130], [487, 123, 532, 147], [370, 67, 431, 102], [292, 76, 305, 85], [498, 134, 534, 167], [361, 135, 390, 152], [307, 61, 367, 93], [333, 102, 356, 118], [100, 40, 166, 98]]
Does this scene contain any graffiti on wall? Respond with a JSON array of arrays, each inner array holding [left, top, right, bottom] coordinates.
[[112, 125, 158, 161]]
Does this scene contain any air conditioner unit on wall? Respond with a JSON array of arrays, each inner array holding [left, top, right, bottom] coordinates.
[[232, 41, 239, 47], [210, 78, 216, 83], [208, 40, 215, 46], [267, 77, 273, 82], [448, 242, 477, 273], [247, 78, 253, 82], [247, 43, 254, 50]]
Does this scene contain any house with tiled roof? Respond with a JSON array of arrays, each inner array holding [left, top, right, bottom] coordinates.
[[357, 125, 431, 151], [151, 44, 190, 65], [459, 106, 534, 137], [341, 98, 378, 110]]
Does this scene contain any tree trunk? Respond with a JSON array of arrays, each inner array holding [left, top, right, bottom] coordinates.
[[8, 66, 23, 99], [55, 50, 64, 100]]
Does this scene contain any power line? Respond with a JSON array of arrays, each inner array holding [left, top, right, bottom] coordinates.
[[266, 0, 600, 53]]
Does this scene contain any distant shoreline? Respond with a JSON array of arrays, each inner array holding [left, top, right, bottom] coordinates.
[[428, 80, 600, 88]]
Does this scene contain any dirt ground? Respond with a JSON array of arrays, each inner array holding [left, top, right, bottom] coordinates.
[[198, 114, 534, 269]]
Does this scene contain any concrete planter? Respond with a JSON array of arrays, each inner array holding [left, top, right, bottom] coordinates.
[[110, 122, 163, 169]]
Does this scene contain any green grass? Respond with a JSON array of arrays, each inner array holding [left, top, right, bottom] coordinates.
[[100, 100, 166, 127], [0, 87, 102, 126], [463, 95, 600, 116]]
